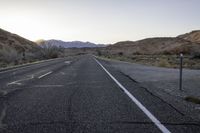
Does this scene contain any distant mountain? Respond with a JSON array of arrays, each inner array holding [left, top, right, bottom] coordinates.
[[36, 39, 105, 48], [105, 31, 200, 55], [178, 30, 200, 44], [0, 28, 39, 52]]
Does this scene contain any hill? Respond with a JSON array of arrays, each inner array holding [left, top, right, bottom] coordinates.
[[36, 39, 105, 48], [99, 30, 200, 69], [0, 28, 39, 52], [0, 28, 40, 67], [178, 30, 200, 44], [105, 34, 200, 55]]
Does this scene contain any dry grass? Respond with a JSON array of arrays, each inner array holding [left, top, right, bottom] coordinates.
[[100, 54, 200, 69], [157, 59, 171, 67], [0, 44, 65, 68]]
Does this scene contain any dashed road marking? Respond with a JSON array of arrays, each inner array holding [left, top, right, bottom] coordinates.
[[64, 61, 71, 64], [7, 75, 34, 86], [38, 71, 52, 79]]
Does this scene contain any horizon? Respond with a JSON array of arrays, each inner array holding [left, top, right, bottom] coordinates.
[[0, 0, 200, 44], [27, 29, 199, 45]]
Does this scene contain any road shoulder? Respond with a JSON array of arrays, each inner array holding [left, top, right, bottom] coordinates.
[[97, 56, 200, 122]]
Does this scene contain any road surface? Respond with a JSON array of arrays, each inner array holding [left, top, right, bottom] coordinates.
[[0, 55, 199, 133]]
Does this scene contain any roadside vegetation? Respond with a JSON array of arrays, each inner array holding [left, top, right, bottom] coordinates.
[[0, 44, 65, 68], [97, 51, 200, 69]]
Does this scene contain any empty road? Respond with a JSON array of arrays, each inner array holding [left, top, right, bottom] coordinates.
[[0, 55, 199, 133]]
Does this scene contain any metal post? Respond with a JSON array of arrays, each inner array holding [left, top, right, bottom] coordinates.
[[179, 53, 183, 91]]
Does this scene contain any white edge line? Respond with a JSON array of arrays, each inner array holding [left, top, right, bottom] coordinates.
[[94, 58, 171, 133], [38, 71, 52, 79]]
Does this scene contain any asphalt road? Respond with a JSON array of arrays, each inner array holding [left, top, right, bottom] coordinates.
[[0, 55, 200, 133]]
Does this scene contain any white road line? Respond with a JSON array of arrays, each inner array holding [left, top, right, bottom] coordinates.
[[94, 58, 171, 133], [7, 75, 34, 86], [64, 61, 71, 64], [38, 71, 52, 79]]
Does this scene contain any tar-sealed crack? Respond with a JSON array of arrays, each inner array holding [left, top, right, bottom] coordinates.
[[67, 86, 80, 133], [120, 70, 185, 116], [3, 120, 200, 131], [0, 90, 8, 97], [0, 102, 7, 131]]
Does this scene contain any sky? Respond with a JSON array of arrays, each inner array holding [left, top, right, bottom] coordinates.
[[0, 0, 199, 44]]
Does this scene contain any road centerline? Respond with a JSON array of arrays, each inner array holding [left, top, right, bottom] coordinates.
[[38, 71, 52, 79], [94, 58, 171, 133], [7, 75, 34, 86]]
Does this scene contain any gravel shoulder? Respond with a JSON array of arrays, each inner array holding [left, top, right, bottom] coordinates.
[[98, 57, 200, 122]]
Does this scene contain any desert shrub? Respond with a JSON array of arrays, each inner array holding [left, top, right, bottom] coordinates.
[[0, 44, 66, 68], [0, 46, 21, 65], [40, 44, 64, 59], [118, 52, 123, 56], [191, 51, 200, 59], [133, 51, 142, 55], [23, 52, 40, 62], [163, 50, 172, 55], [158, 59, 171, 67], [96, 49, 102, 56]]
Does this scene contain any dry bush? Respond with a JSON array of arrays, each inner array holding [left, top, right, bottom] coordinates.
[[191, 46, 200, 59], [40, 44, 64, 59], [158, 59, 171, 67], [0, 46, 21, 65]]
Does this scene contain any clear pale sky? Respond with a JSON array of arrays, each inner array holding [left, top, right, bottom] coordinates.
[[0, 0, 199, 44]]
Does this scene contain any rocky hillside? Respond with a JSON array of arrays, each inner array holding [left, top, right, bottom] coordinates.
[[178, 30, 200, 44], [0, 28, 39, 52], [36, 39, 105, 48], [104, 31, 200, 55], [0, 28, 41, 67]]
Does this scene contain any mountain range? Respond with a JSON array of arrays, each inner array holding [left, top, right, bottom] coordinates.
[[36, 39, 105, 48], [0, 28, 200, 56]]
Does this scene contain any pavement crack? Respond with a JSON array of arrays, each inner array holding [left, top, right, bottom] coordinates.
[[0, 90, 8, 97], [4, 120, 200, 129], [120, 71, 185, 116], [140, 86, 185, 116], [0, 103, 7, 131], [110, 121, 200, 127], [67, 86, 79, 133]]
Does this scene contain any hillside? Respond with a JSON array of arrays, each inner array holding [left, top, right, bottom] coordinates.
[[36, 39, 105, 48], [105, 35, 200, 55], [178, 30, 200, 44], [0, 28, 39, 52], [0, 28, 41, 67], [99, 30, 200, 69]]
